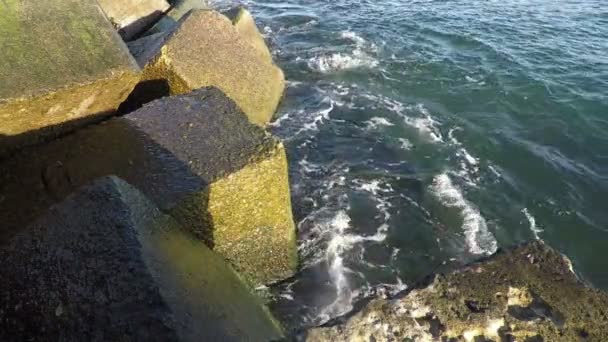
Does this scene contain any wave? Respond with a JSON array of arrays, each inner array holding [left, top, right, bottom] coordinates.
[[431, 173, 498, 255]]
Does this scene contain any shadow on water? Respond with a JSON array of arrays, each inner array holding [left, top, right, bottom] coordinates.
[[0, 114, 215, 248]]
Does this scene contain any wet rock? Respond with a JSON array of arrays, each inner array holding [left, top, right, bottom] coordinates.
[[305, 241, 608, 341], [0, 0, 140, 155], [223, 7, 273, 63], [98, 0, 170, 41], [0, 87, 297, 285], [0, 176, 284, 341], [128, 10, 285, 125]]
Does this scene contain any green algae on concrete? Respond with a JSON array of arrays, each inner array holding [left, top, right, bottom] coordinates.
[[0, 176, 284, 341], [0, 0, 140, 153], [0, 87, 297, 285], [306, 241, 608, 341], [97, 0, 170, 41], [129, 10, 285, 126]]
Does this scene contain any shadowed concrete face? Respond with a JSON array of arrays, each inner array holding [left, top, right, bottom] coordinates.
[[146, 0, 209, 35], [128, 9, 285, 126], [0, 87, 297, 285], [0, 176, 284, 341], [97, 0, 170, 41], [0, 0, 140, 153]]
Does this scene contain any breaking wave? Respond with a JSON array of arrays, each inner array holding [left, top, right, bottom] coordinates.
[[431, 173, 498, 255]]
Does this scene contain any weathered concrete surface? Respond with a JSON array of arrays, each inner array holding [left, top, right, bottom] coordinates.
[[98, 0, 170, 41], [0, 87, 297, 285], [0, 0, 140, 153], [223, 7, 273, 63], [0, 176, 284, 341], [306, 241, 608, 341], [147, 0, 209, 34], [130, 10, 285, 126]]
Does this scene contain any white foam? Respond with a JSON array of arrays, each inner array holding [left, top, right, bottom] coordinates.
[[431, 173, 498, 255], [399, 104, 444, 143], [320, 211, 356, 320], [308, 51, 379, 73], [314, 201, 392, 322], [461, 149, 479, 166], [357, 180, 383, 195], [309, 30, 378, 73], [364, 117, 395, 130], [279, 293, 294, 301], [398, 138, 413, 150], [294, 100, 334, 135], [448, 128, 481, 185], [522, 208, 543, 240], [269, 109, 299, 128], [299, 158, 322, 174], [340, 30, 367, 45], [363, 93, 443, 144]]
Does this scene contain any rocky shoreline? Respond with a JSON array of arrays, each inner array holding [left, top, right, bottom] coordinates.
[[1, 1, 607, 341], [305, 241, 608, 341]]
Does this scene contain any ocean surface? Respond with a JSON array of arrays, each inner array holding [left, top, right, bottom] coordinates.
[[212, 0, 608, 330]]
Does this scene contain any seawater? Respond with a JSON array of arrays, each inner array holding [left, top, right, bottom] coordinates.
[[212, 0, 608, 330]]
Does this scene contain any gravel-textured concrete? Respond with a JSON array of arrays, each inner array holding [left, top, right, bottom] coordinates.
[[0, 176, 284, 341]]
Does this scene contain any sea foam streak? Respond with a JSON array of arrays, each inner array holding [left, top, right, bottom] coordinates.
[[431, 173, 498, 255], [522, 208, 543, 240]]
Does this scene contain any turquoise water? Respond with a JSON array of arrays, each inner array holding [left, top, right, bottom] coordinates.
[[215, 0, 608, 329]]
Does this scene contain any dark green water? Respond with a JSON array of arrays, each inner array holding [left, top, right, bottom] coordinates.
[[215, 0, 608, 329]]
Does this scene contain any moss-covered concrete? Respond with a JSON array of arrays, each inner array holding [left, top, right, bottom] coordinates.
[[208, 143, 298, 284], [98, 0, 170, 41], [0, 87, 297, 285], [130, 10, 285, 126], [306, 241, 608, 341], [0, 0, 140, 152], [0, 176, 284, 341]]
